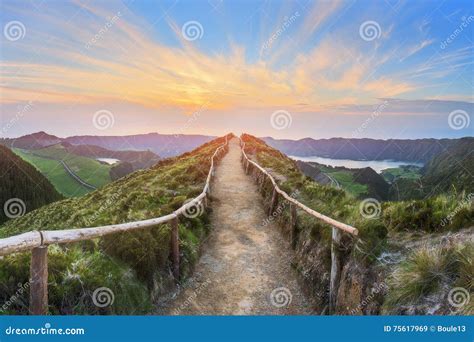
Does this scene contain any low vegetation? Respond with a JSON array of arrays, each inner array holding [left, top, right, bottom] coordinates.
[[0, 135, 230, 315], [241, 134, 473, 314], [384, 242, 473, 315]]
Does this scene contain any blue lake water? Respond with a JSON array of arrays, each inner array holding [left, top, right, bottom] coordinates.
[[96, 158, 120, 165], [289, 155, 423, 173]]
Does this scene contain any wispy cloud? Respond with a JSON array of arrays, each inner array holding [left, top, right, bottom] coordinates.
[[0, 0, 472, 119]]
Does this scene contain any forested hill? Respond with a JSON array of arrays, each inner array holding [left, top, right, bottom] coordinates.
[[422, 137, 474, 195], [263, 136, 462, 163], [0, 145, 62, 224]]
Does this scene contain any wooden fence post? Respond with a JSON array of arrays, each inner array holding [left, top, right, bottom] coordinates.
[[289, 204, 297, 249], [329, 227, 342, 314], [171, 217, 180, 281], [258, 172, 265, 192], [29, 246, 48, 315], [269, 187, 278, 216]]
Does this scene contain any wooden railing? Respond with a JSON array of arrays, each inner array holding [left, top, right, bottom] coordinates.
[[0, 136, 230, 315], [240, 138, 358, 314]]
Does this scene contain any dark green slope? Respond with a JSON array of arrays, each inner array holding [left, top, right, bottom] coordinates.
[[422, 137, 474, 195], [0, 145, 62, 224]]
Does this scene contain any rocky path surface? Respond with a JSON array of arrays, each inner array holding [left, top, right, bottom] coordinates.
[[159, 138, 315, 315]]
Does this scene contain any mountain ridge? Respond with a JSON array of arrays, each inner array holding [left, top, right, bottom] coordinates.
[[262, 136, 466, 163]]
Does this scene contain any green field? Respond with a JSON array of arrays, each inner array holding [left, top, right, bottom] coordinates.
[[32, 145, 112, 188], [13, 146, 112, 197], [316, 165, 368, 198], [381, 166, 422, 183]]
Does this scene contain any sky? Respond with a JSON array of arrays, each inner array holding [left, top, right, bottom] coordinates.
[[0, 0, 473, 140]]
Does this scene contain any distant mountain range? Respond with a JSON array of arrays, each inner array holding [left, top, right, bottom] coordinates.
[[296, 137, 473, 200], [65, 132, 214, 158], [262, 136, 465, 163], [1, 131, 215, 158]]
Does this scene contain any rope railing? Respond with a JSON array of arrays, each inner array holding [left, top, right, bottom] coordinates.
[[239, 137, 358, 314], [0, 135, 230, 314]]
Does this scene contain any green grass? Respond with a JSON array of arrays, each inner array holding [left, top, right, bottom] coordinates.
[[382, 166, 422, 183], [383, 242, 473, 314], [1, 135, 230, 314], [328, 170, 368, 198], [242, 134, 473, 259], [13, 148, 90, 197], [32, 145, 112, 188]]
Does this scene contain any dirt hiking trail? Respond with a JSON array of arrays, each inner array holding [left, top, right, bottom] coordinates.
[[160, 138, 315, 315]]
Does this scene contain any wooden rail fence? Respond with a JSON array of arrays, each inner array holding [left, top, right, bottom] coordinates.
[[240, 138, 358, 314], [0, 136, 230, 315]]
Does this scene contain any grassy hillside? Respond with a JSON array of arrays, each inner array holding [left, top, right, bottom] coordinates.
[[0, 145, 62, 224], [241, 134, 473, 315], [13, 149, 91, 197], [303, 163, 389, 200], [422, 137, 474, 195], [0, 135, 230, 314], [13, 144, 113, 197], [317, 164, 368, 198], [31, 144, 112, 188], [64, 143, 160, 170]]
